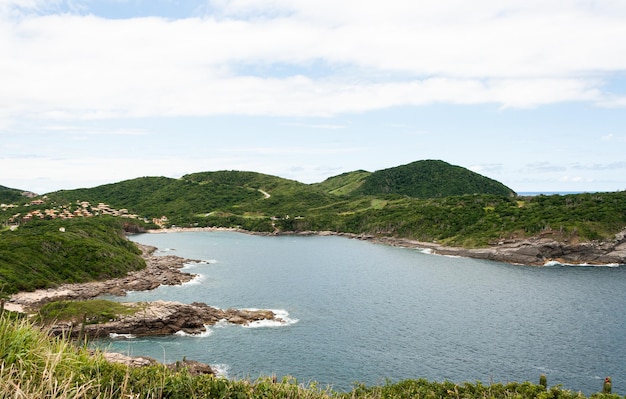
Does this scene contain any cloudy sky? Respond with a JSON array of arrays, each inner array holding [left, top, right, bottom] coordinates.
[[1, 0, 626, 194]]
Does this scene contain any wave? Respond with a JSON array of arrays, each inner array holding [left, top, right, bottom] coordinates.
[[181, 274, 206, 286], [175, 325, 213, 337], [157, 248, 176, 253], [108, 333, 136, 339], [211, 364, 229, 378], [242, 309, 299, 329], [543, 260, 621, 267], [182, 260, 217, 270], [415, 248, 433, 254]]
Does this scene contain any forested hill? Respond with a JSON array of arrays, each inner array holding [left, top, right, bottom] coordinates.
[[0, 217, 146, 294], [46, 160, 513, 216], [6, 160, 626, 250], [356, 160, 516, 198]]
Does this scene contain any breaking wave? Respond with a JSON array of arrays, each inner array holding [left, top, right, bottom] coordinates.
[[108, 333, 136, 339], [175, 325, 213, 337], [211, 364, 229, 378], [242, 309, 299, 329], [544, 260, 621, 267]]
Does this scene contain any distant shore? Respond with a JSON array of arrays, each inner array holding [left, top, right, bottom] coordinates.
[[144, 226, 626, 267]]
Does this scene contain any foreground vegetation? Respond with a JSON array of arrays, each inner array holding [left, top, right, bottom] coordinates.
[[0, 314, 622, 399]]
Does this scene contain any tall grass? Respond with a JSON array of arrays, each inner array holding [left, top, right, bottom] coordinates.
[[0, 313, 623, 399]]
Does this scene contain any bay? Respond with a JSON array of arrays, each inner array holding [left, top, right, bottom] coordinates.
[[97, 231, 626, 394]]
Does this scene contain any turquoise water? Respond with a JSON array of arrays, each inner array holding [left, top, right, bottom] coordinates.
[[97, 231, 626, 394]]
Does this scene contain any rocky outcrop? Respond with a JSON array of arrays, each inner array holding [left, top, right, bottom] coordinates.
[[434, 238, 626, 266], [358, 228, 626, 266], [99, 351, 215, 375], [166, 359, 215, 376], [9, 244, 199, 311], [100, 351, 157, 367], [50, 300, 281, 338]]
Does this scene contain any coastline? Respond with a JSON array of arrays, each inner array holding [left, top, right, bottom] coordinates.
[[8, 225, 625, 311], [146, 226, 626, 267], [7, 243, 198, 312]]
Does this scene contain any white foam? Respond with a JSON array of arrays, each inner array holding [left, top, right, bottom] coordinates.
[[181, 274, 206, 286], [108, 333, 136, 339], [174, 325, 213, 337], [242, 309, 299, 329], [211, 364, 230, 378], [544, 260, 621, 267], [214, 319, 230, 328]]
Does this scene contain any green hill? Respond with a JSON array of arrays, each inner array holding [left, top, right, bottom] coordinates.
[[0, 184, 32, 204], [36, 160, 626, 247], [0, 217, 145, 294], [357, 160, 516, 198]]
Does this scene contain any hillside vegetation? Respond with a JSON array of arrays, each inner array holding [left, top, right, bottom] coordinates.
[[0, 184, 30, 204], [0, 217, 146, 294], [4, 159, 626, 248], [356, 160, 516, 198], [40, 178, 625, 247]]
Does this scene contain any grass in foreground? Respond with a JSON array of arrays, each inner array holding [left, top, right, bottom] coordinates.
[[35, 299, 139, 325], [0, 313, 623, 399]]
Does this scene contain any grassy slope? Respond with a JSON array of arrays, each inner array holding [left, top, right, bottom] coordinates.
[[311, 170, 372, 196], [0, 217, 145, 294], [0, 315, 620, 399]]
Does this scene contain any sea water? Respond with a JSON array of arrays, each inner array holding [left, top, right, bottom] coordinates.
[[95, 231, 626, 394]]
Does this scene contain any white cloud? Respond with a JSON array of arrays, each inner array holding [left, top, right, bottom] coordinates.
[[1, 0, 626, 123], [559, 175, 593, 183], [601, 133, 626, 142], [217, 146, 361, 155], [281, 122, 346, 130]]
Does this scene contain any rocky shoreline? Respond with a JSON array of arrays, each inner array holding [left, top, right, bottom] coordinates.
[[50, 300, 280, 338], [147, 226, 626, 266], [8, 243, 284, 335], [234, 228, 625, 267], [356, 232, 626, 266], [5, 241, 284, 375], [7, 243, 198, 312]]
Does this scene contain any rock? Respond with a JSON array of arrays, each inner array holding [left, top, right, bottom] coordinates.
[[50, 300, 280, 338], [361, 228, 626, 266], [97, 351, 214, 376], [167, 359, 215, 376], [101, 351, 157, 367]]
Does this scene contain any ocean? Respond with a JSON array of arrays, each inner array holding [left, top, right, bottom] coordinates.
[[95, 231, 626, 394]]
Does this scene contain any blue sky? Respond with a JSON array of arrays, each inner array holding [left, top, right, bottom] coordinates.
[[1, 1, 626, 194]]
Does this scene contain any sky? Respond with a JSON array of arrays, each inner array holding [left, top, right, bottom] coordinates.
[[1, 0, 626, 195]]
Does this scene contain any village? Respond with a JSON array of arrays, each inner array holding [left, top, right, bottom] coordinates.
[[1, 197, 167, 229]]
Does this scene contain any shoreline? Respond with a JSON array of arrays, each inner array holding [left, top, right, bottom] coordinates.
[[8, 226, 625, 312], [7, 243, 198, 313], [146, 226, 626, 267]]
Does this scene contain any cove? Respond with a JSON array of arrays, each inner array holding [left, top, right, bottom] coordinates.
[[97, 231, 626, 394]]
